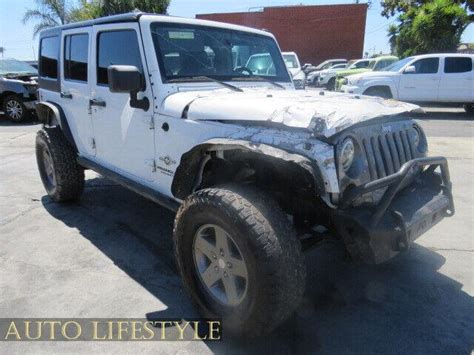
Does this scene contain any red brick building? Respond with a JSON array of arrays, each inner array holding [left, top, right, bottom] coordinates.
[[197, 4, 368, 66]]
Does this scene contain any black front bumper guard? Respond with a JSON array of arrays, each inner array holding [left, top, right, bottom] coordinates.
[[334, 156, 455, 264]]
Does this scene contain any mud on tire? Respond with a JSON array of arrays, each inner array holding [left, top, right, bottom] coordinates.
[[36, 127, 84, 202], [173, 184, 306, 336]]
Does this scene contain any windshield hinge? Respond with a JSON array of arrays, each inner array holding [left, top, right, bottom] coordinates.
[[143, 116, 154, 130]]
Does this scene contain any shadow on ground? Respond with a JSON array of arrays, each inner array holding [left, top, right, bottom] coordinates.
[[42, 176, 474, 354]]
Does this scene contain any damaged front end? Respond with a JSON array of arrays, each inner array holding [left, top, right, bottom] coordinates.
[[330, 119, 455, 264]]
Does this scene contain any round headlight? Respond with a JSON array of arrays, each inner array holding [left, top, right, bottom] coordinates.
[[340, 138, 355, 172]]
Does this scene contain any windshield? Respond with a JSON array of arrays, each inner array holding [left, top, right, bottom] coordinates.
[[283, 54, 299, 69], [150, 23, 291, 83], [384, 57, 414, 72], [0, 59, 37, 76]]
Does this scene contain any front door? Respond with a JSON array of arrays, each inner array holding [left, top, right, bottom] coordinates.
[[90, 23, 155, 181], [60, 28, 95, 156], [398, 57, 440, 102]]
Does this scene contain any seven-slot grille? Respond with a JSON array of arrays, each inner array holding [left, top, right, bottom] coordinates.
[[362, 128, 417, 180]]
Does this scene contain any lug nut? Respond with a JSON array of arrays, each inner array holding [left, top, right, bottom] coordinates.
[[214, 266, 219, 272], [223, 271, 228, 278], [227, 262, 232, 268]]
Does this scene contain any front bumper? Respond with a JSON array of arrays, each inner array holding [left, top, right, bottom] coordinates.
[[23, 100, 38, 110], [333, 157, 454, 264], [340, 84, 364, 94]]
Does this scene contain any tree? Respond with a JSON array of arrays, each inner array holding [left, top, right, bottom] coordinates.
[[100, 0, 170, 16], [23, 0, 70, 36], [383, 0, 471, 57], [24, 0, 170, 36]]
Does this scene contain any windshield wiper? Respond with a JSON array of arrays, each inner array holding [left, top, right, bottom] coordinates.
[[233, 75, 286, 89], [168, 76, 243, 92]]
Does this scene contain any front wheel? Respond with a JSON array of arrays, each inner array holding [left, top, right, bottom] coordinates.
[[2, 94, 29, 122], [173, 185, 306, 336]]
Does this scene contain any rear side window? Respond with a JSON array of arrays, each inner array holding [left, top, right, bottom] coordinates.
[[64, 34, 89, 82], [39, 36, 59, 79], [444, 57, 472, 73], [97, 30, 143, 85], [411, 58, 439, 74]]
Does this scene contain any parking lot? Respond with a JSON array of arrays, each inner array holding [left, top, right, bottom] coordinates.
[[0, 106, 473, 353]]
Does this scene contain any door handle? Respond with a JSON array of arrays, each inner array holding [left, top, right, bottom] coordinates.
[[89, 99, 106, 107], [60, 91, 72, 99]]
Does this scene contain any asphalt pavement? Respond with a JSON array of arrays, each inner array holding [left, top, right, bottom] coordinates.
[[0, 106, 473, 354]]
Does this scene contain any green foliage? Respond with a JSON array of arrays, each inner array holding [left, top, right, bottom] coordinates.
[[24, 0, 170, 36], [382, 0, 471, 57]]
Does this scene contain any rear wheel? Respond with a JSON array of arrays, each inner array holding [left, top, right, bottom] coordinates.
[[36, 127, 84, 202], [173, 185, 306, 336], [2, 94, 29, 122]]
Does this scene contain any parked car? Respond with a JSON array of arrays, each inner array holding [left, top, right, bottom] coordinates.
[[282, 51, 305, 89], [0, 59, 38, 122], [303, 58, 347, 74], [306, 63, 347, 88], [341, 53, 474, 111], [335, 56, 399, 91], [35, 13, 455, 336]]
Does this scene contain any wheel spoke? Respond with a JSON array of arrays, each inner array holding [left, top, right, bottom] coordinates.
[[194, 235, 218, 260], [222, 274, 240, 305], [214, 227, 231, 256], [228, 256, 247, 278], [200, 263, 221, 288]]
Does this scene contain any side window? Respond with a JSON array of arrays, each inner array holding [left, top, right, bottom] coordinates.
[[39, 36, 59, 79], [64, 34, 89, 82], [411, 58, 439, 74], [97, 30, 143, 85], [444, 57, 472, 73]]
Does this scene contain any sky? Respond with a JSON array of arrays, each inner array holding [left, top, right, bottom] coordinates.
[[0, 0, 473, 61]]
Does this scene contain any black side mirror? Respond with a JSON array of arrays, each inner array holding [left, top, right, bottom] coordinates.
[[107, 65, 149, 110]]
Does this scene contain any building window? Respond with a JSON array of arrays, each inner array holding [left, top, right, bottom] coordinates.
[[64, 34, 89, 82], [39, 36, 59, 79], [444, 57, 472, 73], [97, 30, 143, 85]]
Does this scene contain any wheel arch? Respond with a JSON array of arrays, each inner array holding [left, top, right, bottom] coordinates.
[[172, 138, 326, 216], [35, 101, 78, 152], [362, 83, 396, 98]]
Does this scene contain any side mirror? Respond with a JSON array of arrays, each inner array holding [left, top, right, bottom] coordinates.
[[404, 65, 416, 74], [107, 65, 149, 110]]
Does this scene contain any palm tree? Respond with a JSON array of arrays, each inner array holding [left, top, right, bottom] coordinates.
[[23, 0, 69, 37]]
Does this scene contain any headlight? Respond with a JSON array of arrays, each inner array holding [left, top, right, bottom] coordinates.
[[320, 72, 327, 78], [340, 138, 355, 171]]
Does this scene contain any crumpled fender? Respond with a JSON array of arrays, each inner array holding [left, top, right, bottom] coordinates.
[[171, 138, 326, 201]]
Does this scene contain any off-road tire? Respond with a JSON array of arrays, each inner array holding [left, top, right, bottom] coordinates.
[[463, 103, 474, 114], [173, 185, 306, 337], [2, 94, 29, 122], [36, 127, 84, 202], [363, 86, 393, 99]]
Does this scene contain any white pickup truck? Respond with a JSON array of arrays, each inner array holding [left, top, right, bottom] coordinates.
[[341, 53, 474, 113]]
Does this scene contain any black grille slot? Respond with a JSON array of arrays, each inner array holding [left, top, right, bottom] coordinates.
[[364, 129, 415, 180]]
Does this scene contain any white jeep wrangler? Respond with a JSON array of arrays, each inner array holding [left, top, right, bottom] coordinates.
[[35, 13, 454, 336]]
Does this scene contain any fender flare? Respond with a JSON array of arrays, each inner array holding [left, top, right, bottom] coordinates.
[[35, 101, 78, 152], [171, 138, 325, 200]]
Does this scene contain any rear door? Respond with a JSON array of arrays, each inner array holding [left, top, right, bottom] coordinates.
[[90, 23, 155, 182], [398, 57, 440, 102], [60, 28, 95, 156], [438, 56, 474, 102]]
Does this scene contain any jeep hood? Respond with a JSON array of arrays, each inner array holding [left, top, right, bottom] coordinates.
[[161, 88, 422, 138]]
